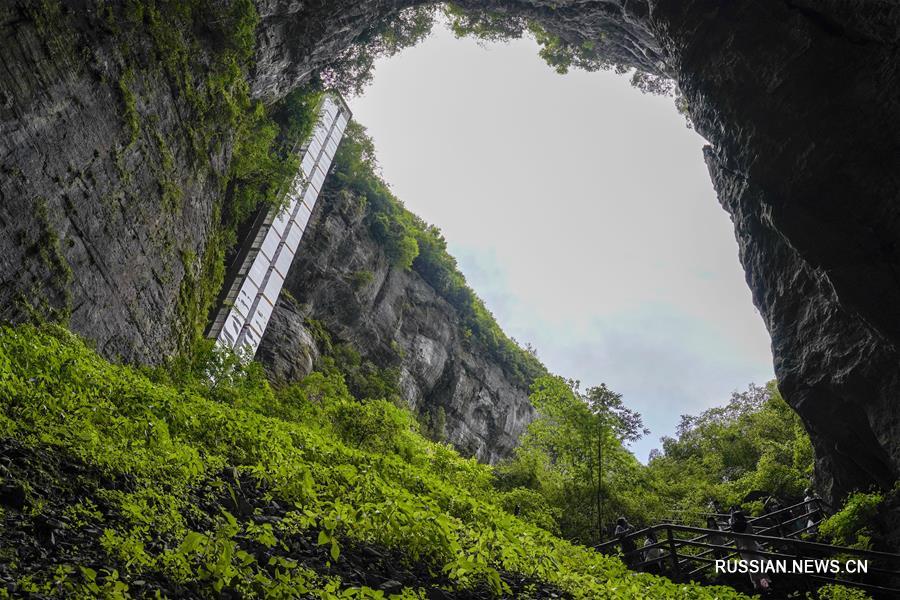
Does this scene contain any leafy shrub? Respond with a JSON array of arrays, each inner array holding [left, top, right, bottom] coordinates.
[[813, 584, 874, 600], [819, 492, 883, 550], [326, 398, 417, 458], [0, 324, 752, 599], [499, 488, 560, 534], [350, 269, 375, 290]]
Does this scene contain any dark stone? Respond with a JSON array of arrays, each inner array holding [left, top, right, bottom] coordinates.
[[0, 482, 26, 510], [378, 579, 403, 593]]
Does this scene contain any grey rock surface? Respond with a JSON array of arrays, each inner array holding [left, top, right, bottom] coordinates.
[[0, 3, 224, 362], [257, 186, 536, 463]]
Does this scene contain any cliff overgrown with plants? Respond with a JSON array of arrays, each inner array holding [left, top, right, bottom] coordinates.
[[8, 0, 324, 359], [330, 122, 546, 388]]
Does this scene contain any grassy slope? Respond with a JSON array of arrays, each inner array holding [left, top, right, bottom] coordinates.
[[0, 325, 750, 599]]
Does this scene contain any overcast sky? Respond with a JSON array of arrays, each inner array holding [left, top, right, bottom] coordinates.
[[347, 25, 774, 461]]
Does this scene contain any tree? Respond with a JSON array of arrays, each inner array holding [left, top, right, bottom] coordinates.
[[500, 376, 650, 544], [321, 6, 437, 95], [647, 382, 814, 518], [586, 384, 648, 536]]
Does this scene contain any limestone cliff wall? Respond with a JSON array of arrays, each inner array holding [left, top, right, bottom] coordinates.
[[257, 185, 535, 463], [0, 3, 224, 360], [2, 0, 900, 502]]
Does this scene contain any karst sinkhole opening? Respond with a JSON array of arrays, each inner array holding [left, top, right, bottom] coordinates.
[[343, 20, 775, 462]]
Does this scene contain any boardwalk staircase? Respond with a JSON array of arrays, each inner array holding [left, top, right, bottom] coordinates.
[[596, 499, 900, 598]]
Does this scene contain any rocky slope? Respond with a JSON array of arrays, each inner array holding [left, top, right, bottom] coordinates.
[[1, 0, 899, 505], [257, 184, 535, 464], [0, 2, 223, 361]]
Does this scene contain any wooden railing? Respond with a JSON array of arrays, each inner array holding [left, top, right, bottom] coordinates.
[[595, 500, 900, 598]]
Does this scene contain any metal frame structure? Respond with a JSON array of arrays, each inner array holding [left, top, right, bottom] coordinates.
[[207, 92, 351, 356], [596, 499, 900, 597]]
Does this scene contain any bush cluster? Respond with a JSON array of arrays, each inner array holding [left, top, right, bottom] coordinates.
[[0, 324, 752, 599]]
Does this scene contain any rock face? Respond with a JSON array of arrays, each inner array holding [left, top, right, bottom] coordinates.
[[2, 0, 899, 500], [0, 3, 224, 361], [652, 0, 900, 504], [257, 185, 535, 463]]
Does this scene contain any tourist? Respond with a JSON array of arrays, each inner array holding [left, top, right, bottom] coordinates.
[[642, 530, 665, 574], [615, 517, 638, 567], [731, 509, 772, 592], [707, 516, 728, 559]]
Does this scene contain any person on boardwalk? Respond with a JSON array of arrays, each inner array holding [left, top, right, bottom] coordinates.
[[804, 488, 821, 537], [730, 509, 772, 593], [706, 515, 728, 559], [642, 530, 664, 574], [615, 517, 638, 567]]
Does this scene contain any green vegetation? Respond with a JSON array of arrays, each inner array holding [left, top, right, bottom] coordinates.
[[645, 382, 815, 519], [318, 3, 676, 98], [496, 377, 652, 546], [443, 5, 675, 95], [117, 68, 140, 145], [306, 319, 403, 407], [350, 270, 375, 290], [19, 197, 74, 323], [321, 7, 438, 95], [819, 492, 884, 550], [488, 379, 822, 548], [331, 122, 546, 387], [0, 324, 752, 599]]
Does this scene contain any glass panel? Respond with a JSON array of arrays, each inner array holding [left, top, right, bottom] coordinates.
[[322, 97, 337, 117], [262, 271, 284, 307], [311, 166, 325, 191], [301, 152, 316, 177], [248, 252, 269, 286], [271, 207, 290, 236], [284, 221, 303, 251], [218, 312, 243, 348], [295, 203, 312, 230], [318, 154, 334, 175], [303, 185, 317, 206], [307, 137, 322, 157], [274, 244, 295, 277], [235, 278, 258, 317], [250, 294, 275, 337], [260, 229, 281, 261]]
